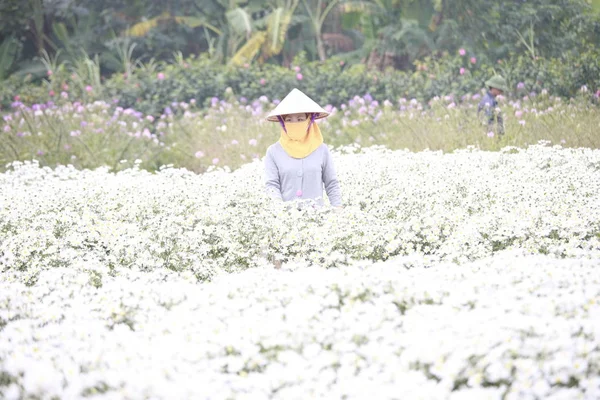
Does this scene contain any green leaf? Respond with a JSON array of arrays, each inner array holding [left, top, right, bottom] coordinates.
[[226, 7, 253, 38]]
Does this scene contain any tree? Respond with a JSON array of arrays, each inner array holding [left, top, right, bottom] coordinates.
[[339, 0, 443, 69], [228, 0, 301, 65]]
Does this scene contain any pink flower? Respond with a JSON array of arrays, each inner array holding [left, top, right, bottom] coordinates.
[[85, 85, 93, 93], [47, 70, 53, 76], [212, 158, 219, 165], [61, 92, 68, 99], [339, 61, 345, 66], [194, 151, 205, 158], [146, 115, 155, 122], [157, 72, 165, 80], [294, 66, 301, 72], [260, 78, 266, 85], [49, 90, 55, 97], [296, 189, 303, 197], [248, 138, 257, 146], [231, 139, 239, 145], [62, 84, 69, 91], [560, 139, 566, 144], [64, 144, 71, 151], [459, 68, 466, 75], [458, 48, 466, 56], [487, 131, 495, 138], [13, 95, 20, 101], [36, 150, 45, 156], [515, 110, 523, 118], [470, 57, 476, 64], [296, 73, 303, 80], [519, 120, 526, 126]]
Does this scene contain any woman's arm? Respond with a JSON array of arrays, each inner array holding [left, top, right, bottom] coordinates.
[[322, 146, 342, 207], [265, 148, 283, 201]]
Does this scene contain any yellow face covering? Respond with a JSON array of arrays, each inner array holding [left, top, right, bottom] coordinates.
[[279, 119, 324, 159]]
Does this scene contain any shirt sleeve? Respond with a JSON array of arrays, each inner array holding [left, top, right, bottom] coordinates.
[[478, 98, 494, 124], [264, 147, 283, 201], [322, 146, 342, 207]]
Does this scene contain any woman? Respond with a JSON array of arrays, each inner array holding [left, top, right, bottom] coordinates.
[[264, 88, 342, 207]]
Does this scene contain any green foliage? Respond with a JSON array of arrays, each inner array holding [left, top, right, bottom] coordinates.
[[442, 0, 600, 60], [2, 47, 600, 114], [0, 38, 21, 80]]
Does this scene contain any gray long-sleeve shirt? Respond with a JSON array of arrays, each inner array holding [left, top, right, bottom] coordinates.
[[264, 142, 342, 206]]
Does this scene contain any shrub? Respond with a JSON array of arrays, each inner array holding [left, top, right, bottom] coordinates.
[[2, 49, 600, 116]]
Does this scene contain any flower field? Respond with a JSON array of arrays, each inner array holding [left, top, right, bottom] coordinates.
[[1, 90, 599, 173], [1, 143, 600, 399]]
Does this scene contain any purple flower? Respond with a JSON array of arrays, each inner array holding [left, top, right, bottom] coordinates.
[[164, 107, 173, 115], [195, 151, 204, 158], [248, 138, 258, 146], [517, 82, 525, 90], [364, 93, 373, 102], [36, 150, 45, 156], [487, 131, 494, 138], [212, 158, 219, 165]]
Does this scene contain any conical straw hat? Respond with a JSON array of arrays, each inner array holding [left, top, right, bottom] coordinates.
[[266, 88, 329, 122]]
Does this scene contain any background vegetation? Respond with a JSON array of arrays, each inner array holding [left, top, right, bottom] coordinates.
[[1, 0, 600, 173], [0, 0, 599, 107]]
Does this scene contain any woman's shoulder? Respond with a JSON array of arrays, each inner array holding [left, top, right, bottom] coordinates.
[[266, 142, 283, 155]]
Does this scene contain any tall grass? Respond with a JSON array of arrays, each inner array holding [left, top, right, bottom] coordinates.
[[1, 91, 598, 173]]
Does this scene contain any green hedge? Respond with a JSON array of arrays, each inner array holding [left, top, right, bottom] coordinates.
[[2, 48, 599, 114]]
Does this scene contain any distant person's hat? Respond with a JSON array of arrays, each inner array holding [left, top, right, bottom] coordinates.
[[485, 75, 508, 92], [266, 88, 329, 122]]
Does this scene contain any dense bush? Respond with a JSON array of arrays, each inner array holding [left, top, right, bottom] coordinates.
[[2, 48, 599, 115]]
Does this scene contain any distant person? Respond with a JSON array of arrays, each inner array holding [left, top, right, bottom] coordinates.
[[264, 88, 342, 208], [478, 75, 508, 135]]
